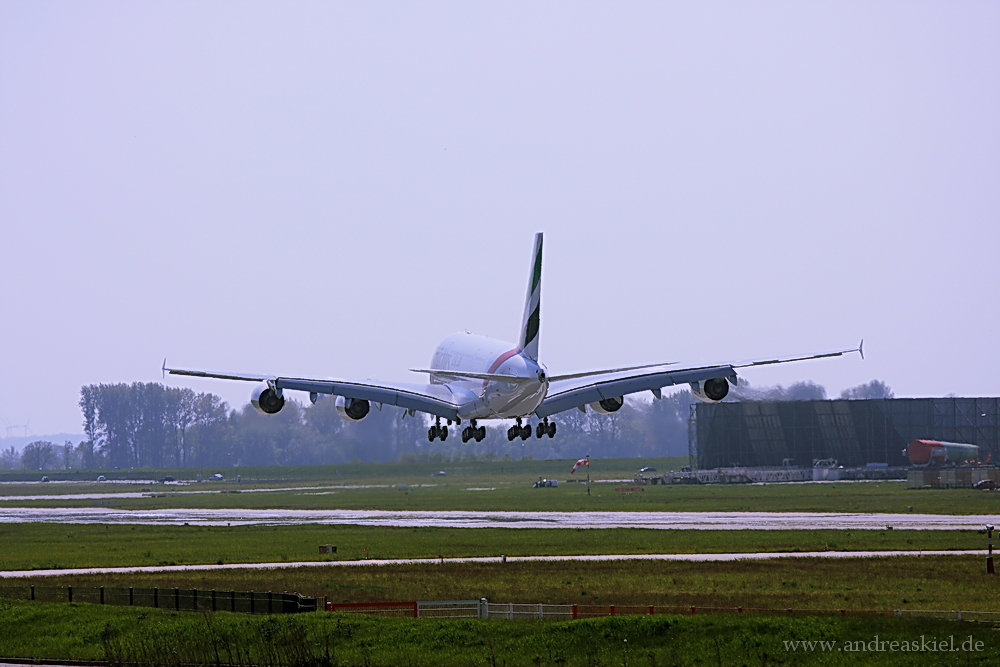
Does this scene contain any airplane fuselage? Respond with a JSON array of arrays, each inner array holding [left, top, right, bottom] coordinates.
[[165, 231, 861, 447], [429, 332, 548, 420]]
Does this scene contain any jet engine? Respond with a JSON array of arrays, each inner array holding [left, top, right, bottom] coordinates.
[[336, 396, 371, 422], [251, 383, 285, 415], [689, 378, 730, 403], [589, 396, 624, 414]]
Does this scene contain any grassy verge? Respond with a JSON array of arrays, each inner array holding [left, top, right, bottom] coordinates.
[[4, 478, 999, 515], [11, 555, 1000, 612], [1, 457, 996, 515], [0, 456, 689, 484], [0, 598, 994, 666], [0, 524, 986, 571]]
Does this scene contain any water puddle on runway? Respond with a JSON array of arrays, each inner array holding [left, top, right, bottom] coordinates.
[[0, 507, 995, 530]]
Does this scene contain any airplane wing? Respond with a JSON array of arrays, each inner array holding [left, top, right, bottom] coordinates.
[[163, 364, 464, 421], [535, 343, 863, 419]]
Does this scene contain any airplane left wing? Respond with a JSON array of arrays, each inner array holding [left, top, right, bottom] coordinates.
[[534, 343, 862, 418], [163, 364, 464, 420]]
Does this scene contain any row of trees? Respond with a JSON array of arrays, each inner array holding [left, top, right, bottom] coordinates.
[[0, 379, 893, 471]]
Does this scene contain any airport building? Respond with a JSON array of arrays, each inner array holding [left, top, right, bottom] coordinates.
[[690, 397, 1000, 470]]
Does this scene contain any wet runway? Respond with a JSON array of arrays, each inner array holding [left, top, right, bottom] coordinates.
[[0, 550, 986, 579], [0, 507, 995, 530]]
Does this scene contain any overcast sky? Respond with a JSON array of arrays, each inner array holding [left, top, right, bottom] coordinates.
[[1, 2, 998, 437]]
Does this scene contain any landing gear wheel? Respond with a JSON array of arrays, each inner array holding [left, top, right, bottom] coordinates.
[[535, 423, 545, 439], [520, 425, 531, 441], [507, 426, 516, 442], [476, 426, 486, 441], [461, 427, 471, 443], [428, 427, 436, 442], [439, 425, 448, 441], [548, 422, 556, 438]]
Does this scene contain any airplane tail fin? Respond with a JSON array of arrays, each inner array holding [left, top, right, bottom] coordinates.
[[519, 232, 543, 361]]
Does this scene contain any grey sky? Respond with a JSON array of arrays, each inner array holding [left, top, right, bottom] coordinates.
[[2, 2, 998, 437]]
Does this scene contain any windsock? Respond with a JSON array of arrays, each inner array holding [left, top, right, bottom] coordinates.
[[570, 458, 589, 474]]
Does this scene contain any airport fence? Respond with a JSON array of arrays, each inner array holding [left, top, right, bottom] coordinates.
[[324, 599, 1000, 624], [5, 586, 998, 625], [0, 584, 319, 614]]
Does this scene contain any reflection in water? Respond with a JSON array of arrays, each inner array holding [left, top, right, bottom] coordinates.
[[0, 507, 995, 530]]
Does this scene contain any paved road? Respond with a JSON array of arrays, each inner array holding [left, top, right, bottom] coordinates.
[[1, 507, 997, 529], [0, 550, 987, 579]]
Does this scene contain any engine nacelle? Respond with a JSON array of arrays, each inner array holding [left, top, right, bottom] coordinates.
[[251, 383, 285, 415], [589, 396, 624, 414], [336, 396, 371, 422], [690, 377, 730, 403]]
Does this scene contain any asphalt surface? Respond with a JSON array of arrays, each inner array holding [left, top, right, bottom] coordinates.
[[0, 550, 987, 579]]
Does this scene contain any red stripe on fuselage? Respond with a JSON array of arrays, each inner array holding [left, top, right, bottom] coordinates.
[[488, 348, 520, 374], [483, 347, 521, 392]]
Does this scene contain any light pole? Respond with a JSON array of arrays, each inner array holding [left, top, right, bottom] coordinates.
[[987, 524, 995, 574]]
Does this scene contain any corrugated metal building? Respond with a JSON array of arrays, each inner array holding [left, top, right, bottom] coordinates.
[[690, 398, 1000, 469]]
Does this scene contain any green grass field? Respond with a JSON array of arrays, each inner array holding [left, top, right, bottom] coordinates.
[[0, 456, 689, 484], [2, 459, 998, 665], [1, 455, 997, 514], [0, 523, 986, 571], [0, 597, 993, 666], [10, 554, 999, 612]]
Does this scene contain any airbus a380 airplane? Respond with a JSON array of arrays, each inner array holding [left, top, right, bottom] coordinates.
[[166, 233, 862, 444]]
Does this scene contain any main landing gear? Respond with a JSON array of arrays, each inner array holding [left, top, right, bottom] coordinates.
[[507, 418, 532, 442], [535, 418, 556, 439], [462, 419, 486, 443], [428, 417, 449, 442]]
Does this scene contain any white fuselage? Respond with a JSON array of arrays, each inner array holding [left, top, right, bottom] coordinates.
[[429, 332, 548, 420]]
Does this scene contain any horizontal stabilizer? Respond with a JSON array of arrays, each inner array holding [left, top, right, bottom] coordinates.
[[548, 361, 677, 382], [409, 368, 534, 384]]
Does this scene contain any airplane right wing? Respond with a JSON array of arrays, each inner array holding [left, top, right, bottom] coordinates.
[[535, 343, 863, 418], [164, 364, 465, 420], [536, 364, 737, 418]]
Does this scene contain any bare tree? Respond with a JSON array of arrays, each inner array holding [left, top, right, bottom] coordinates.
[[840, 380, 894, 399]]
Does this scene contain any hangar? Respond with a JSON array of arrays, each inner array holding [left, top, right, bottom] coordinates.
[[690, 398, 1000, 469]]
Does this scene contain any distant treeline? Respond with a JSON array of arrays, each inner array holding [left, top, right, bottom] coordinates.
[[0, 379, 892, 471]]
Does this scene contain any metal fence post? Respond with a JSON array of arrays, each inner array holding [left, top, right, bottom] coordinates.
[[480, 598, 488, 619], [30, 585, 34, 601], [193, 589, 198, 610], [250, 591, 255, 614], [154, 587, 158, 608], [67, 586, 72, 603], [100, 587, 104, 605], [508, 602, 513, 620], [572, 604, 578, 620], [231, 590, 236, 613], [129, 587, 134, 606], [174, 588, 180, 611], [268, 591, 273, 614], [212, 589, 216, 612]]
